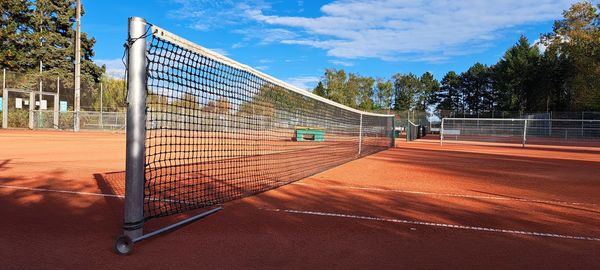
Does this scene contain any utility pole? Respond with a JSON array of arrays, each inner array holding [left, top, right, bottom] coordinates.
[[2, 69, 7, 129], [39, 6, 43, 127], [74, 0, 81, 131]]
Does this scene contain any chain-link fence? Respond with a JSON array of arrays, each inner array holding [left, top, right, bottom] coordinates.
[[372, 109, 430, 139], [441, 118, 600, 147], [437, 110, 600, 120], [29, 111, 127, 130], [1, 69, 126, 131]]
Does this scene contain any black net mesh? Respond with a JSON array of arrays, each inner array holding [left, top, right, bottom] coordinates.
[[143, 27, 394, 220]]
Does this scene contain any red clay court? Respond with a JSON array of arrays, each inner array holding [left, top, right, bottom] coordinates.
[[1, 129, 599, 269]]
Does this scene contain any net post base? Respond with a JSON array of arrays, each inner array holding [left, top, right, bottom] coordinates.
[[114, 207, 223, 255]]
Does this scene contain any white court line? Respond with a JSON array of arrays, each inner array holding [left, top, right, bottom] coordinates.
[[0, 184, 124, 198], [292, 182, 599, 208], [3, 182, 597, 209], [264, 208, 600, 242], [0, 184, 197, 205], [5, 184, 598, 242]]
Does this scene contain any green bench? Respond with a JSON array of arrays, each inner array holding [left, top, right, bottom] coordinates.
[[295, 126, 325, 142]]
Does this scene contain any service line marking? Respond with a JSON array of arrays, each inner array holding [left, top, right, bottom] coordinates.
[[264, 208, 600, 242], [0, 184, 197, 205], [0, 184, 124, 198], [292, 182, 599, 208]]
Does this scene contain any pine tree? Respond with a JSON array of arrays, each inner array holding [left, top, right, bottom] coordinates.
[[31, 0, 104, 82], [437, 71, 461, 113], [493, 36, 541, 112], [0, 0, 104, 85], [313, 81, 327, 98], [0, 0, 33, 71], [392, 73, 419, 111], [418, 72, 440, 111]]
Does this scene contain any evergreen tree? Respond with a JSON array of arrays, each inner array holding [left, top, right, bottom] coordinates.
[[437, 71, 462, 112], [31, 0, 103, 82], [460, 63, 493, 114], [0, 0, 33, 71], [0, 0, 103, 84], [392, 73, 419, 111], [493, 36, 541, 111], [313, 81, 327, 98], [418, 72, 440, 111]]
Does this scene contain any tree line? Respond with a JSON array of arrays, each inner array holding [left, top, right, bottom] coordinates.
[[313, 2, 600, 114]]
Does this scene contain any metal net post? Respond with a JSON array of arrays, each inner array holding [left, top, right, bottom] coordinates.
[[122, 17, 147, 242], [391, 117, 395, 147], [358, 114, 363, 155]]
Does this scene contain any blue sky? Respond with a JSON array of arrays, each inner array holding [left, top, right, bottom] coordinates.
[[86, 0, 582, 89]]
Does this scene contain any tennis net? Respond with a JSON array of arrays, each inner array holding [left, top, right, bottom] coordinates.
[[406, 120, 426, 141], [123, 18, 394, 229]]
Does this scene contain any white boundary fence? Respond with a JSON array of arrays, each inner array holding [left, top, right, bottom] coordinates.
[[440, 118, 600, 147]]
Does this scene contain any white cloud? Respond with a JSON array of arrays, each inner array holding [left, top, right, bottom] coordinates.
[[254, 65, 269, 71], [286, 76, 320, 90], [328, 60, 353, 67], [533, 39, 547, 53], [190, 23, 209, 31], [534, 34, 570, 53], [96, 59, 125, 79], [245, 0, 576, 60], [169, 0, 576, 62], [208, 48, 229, 56], [169, 0, 271, 30], [234, 28, 298, 45]]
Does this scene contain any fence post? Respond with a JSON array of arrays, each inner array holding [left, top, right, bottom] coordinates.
[[28, 91, 35, 129], [549, 111, 553, 136], [2, 69, 7, 129], [53, 77, 60, 129], [100, 82, 104, 129], [581, 112, 584, 137], [522, 119, 528, 148], [39, 63, 43, 129], [53, 84, 59, 129], [406, 121, 410, 142], [440, 118, 445, 146]]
